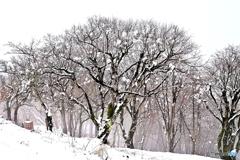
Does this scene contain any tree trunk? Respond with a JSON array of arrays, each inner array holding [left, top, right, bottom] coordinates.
[[60, 106, 68, 134], [78, 118, 82, 138], [98, 125, 110, 144], [218, 119, 238, 160], [95, 125, 98, 137], [6, 99, 11, 120], [97, 100, 125, 144], [125, 114, 138, 149], [168, 104, 176, 152], [168, 129, 174, 152], [112, 126, 118, 147], [168, 74, 177, 153], [68, 110, 73, 137], [97, 112, 118, 144], [13, 105, 20, 124], [192, 88, 196, 154], [90, 121, 93, 137], [192, 139, 196, 155]]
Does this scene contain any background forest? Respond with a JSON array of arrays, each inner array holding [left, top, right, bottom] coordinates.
[[0, 16, 239, 160]]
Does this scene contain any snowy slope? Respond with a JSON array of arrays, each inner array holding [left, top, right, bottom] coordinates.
[[0, 118, 221, 160]]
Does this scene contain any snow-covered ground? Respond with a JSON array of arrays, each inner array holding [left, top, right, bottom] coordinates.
[[0, 117, 221, 160]]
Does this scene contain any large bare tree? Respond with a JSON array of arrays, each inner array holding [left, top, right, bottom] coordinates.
[[204, 45, 240, 160], [58, 16, 199, 144]]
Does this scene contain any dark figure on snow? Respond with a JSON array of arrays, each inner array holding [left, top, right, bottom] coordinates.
[[45, 112, 53, 132]]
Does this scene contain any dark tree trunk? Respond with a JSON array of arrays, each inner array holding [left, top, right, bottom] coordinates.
[[6, 99, 11, 120], [217, 119, 238, 160], [97, 123, 112, 144], [97, 112, 118, 144], [45, 114, 53, 132], [125, 114, 138, 149], [96, 101, 125, 144], [13, 105, 20, 124], [6, 107, 11, 120]]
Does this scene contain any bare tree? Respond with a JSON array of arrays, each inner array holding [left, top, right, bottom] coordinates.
[[182, 68, 205, 154], [154, 70, 184, 152], [3, 40, 55, 131], [0, 59, 30, 122], [204, 45, 240, 160], [60, 16, 198, 144]]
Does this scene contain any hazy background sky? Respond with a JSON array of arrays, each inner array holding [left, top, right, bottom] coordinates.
[[0, 0, 240, 60]]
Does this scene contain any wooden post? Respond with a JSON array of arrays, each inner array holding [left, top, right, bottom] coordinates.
[[24, 121, 34, 131]]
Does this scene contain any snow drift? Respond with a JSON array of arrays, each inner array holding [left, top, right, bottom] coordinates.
[[0, 117, 221, 160]]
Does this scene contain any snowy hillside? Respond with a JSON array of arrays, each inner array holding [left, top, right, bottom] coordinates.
[[0, 118, 221, 160]]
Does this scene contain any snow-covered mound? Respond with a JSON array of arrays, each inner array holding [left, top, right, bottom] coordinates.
[[0, 118, 220, 160]]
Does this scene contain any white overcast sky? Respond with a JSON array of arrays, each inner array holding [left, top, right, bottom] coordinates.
[[0, 0, 240, 60]]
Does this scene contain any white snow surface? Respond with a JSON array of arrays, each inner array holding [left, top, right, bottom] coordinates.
[[0, 117, 221, 160]]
